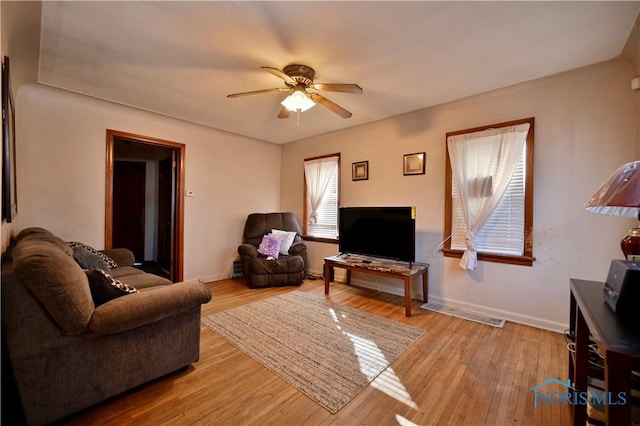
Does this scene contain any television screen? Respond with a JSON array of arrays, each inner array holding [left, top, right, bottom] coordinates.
[[338, 206, 415, 262]]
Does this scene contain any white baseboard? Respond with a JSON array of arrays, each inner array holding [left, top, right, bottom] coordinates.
[[425, 295, 567, 333], [198, 273, 230, 283], [327, 274, 567, 333]]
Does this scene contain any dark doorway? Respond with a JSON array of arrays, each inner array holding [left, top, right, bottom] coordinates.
[[157, 156, 174, 274], [113, 160, 146, 261], [106, 130, 186, 282]]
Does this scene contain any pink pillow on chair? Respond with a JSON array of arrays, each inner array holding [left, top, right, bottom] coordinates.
[[257, 235, 284, 259]]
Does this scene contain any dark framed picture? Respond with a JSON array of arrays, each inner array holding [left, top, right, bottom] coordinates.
[[2, 55, 17, 223], [403, 152, 426, 176], [352, 160, 368, 181]]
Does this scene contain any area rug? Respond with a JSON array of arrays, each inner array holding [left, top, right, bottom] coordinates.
[[201, 291, 425, 413], [420, 301, 506, 328]]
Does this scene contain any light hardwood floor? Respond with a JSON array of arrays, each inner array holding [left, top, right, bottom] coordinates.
[[61, 278, 571, 425]]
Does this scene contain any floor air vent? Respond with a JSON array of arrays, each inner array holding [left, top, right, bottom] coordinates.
[[230, 259, 243, 279]]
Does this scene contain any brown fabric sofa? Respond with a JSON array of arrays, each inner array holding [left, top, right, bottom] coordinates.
[[1, 227, 212, 426], [237, 212, 308, 288]]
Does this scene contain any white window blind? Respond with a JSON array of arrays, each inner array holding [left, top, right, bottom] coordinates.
[[305, 156, 339, 239], [450, 145, 526, 256]]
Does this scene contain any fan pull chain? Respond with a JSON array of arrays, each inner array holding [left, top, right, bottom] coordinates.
[[296, 109, 301, 125]]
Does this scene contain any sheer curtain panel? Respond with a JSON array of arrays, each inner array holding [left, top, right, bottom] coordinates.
[[447, 123, 530, 270], [304, 156, 338, 226]]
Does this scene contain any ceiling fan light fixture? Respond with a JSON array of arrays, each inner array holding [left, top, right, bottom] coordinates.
[[281, 90, 315, 112], [228, 64, 360, 120]]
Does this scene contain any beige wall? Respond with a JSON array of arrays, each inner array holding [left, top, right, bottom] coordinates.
[[1, 1, 41, 251], [16, 83, 282, 281], [623, 12, 640, 154], [1, 1, 40, 89], [281, 58, 638, 331], [623, 11, 640, 73]]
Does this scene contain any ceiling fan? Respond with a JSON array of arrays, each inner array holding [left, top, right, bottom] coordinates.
[[227, 64, 362, 120]]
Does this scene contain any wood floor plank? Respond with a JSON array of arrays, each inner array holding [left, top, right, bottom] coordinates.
[[59, 278, 570, 426]]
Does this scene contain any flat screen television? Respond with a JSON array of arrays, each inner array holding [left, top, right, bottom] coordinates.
[[338, 206, 416, 263]]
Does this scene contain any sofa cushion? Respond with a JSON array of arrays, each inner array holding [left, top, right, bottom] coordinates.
[[109, 266, 145, 279], [16, 227, 74, 257], [257, 234, 283, 258], [67, 241, 118, 268], [249, 254, 304, 275], [100, 248, 135, 268], [85, 269, 138, 307], [15, 226, 54, 241], [11, 239, 94, 335], [73, 246, 111, 272], [115, 271, 173, 289]]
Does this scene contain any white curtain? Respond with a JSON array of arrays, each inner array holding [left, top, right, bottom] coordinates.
[[447, 123, 529, 271], [304, 157, 338, 224]]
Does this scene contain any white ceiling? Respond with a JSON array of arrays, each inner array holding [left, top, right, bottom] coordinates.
[[38, 1, 640, 144]]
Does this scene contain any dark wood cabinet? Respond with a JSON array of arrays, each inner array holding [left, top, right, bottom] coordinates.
[[569, 279, 640, 425]]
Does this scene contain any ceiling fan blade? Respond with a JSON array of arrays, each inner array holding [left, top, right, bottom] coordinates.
[[278, 106, 291, 119], [309, 93, 353, 119], [226, 87, 290, 98], [313, 83, 363, 94], [261, 66, 296, 85]]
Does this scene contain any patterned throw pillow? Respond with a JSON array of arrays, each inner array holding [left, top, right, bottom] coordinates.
[[85, 269, 138, 307], [257, 234, 284, 259], [67, 241, 118, 268], [73, 246, 111, 272]]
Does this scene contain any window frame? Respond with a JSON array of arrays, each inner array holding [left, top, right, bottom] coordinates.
[[443, 117, 536, 266], [303, 153, 340, 244]]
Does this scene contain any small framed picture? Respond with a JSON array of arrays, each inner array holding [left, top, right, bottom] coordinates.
[[352, 161, 369, 181], [403, 152, 426, 176]]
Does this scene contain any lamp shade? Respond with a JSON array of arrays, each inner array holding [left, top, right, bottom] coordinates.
[[281, 90, 315, 112], [584, 161, 640, 219], [585, 160, 640, 260]]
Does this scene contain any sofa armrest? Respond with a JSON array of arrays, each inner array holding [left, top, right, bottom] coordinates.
[[89, 281, 212, 334], [100, 248, 135, 267], [238, 243, 259, 258]]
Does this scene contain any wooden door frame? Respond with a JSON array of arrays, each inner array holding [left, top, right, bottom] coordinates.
[[105, 129, 185, 282]]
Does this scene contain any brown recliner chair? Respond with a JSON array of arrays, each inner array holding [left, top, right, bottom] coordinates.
[[238, 212, 308, 288]]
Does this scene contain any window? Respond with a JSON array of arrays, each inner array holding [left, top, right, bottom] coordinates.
[[303, 153, 340, 242], [443, 118, 535, 268]]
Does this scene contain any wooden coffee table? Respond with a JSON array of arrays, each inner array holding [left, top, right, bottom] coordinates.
[[323, 254, 428, 317]]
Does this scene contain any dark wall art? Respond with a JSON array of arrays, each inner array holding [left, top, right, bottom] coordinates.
[[2, 56, 17, 222]]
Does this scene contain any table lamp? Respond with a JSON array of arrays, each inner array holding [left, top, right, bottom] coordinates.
[[584, 161, 640, 260]]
